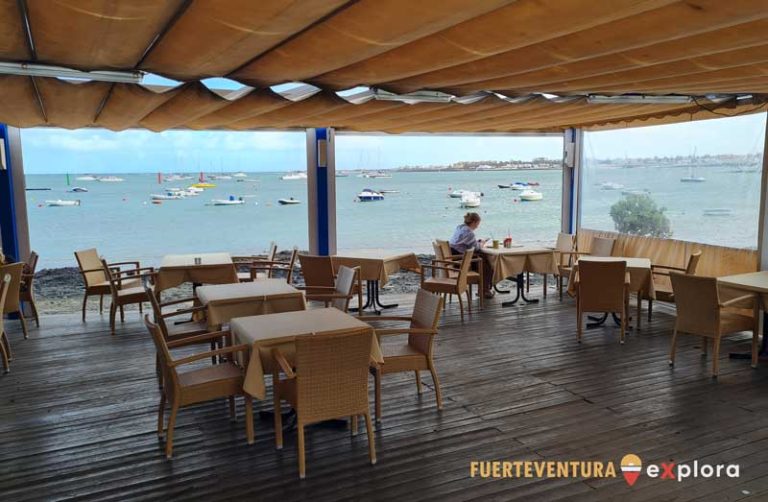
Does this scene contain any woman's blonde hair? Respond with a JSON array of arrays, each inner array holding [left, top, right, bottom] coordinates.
[[464, 212, 481, 225]]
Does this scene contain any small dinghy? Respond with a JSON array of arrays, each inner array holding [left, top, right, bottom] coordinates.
[[68, 187, 88, 193], [46, 199, 81, 207], [278, 197, 301, 205], [212, 196, 245, 206], [519, 189, 543, 201], [151, 192, 184, 200]]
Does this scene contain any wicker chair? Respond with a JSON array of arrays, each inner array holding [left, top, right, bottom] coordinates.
[[433, 239, 483, 309], [144, 315, 253, 458], [647, 251, 702, 320], [0, 263, 28, 340], [576, 260, 629, 344], [250, 248, 299, 283], [361, 289, 444, 423], [101, 259, 153, 334], [554, 233, 581, 300], [589, 237, 615, 257], [669, 273, 757, 377], [420, 249, 474, 322], [233, 242, 277, 282], [298, 265, 362, 313], [0, 274, 11, 373], [272, 329, 376, 479], [74, 248, 143, 321], [19, 251, 39, 327], [297, 253, 336, 293]]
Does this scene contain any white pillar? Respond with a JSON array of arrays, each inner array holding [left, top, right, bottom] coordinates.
[[757, 114, 768, 269], [561, 128, 583, 235], [305, 128, 337, 255]]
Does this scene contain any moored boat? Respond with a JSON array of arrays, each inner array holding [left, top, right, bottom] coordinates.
[[151, 192, 184, 200], [278, 197, 301, 205], [98, 176, 124, 182], [357, 188, 384, 201], [281, 172, 307, 180], [191, 182, 216, 188], [46, 199, 81, 206], [212, 196, 245, 205], [519, 189, 543, 201], [459, 192, 481, 208], [68, 187, 88, 193], [75, 175, 98, 181]]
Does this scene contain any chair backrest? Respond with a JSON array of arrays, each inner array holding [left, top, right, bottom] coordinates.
[[75, 248, 106, 287], [294, 329, 372, 423], [432, 241, 448, 278], [686, 251, 703, 275], [0, 262, 23, 313], [590, 237, 615, 257], [100, 258, 121, 300], [0, 274, 11, 335], [332, 266, 358, 311], [577, 260, 626, 313], [285, 248, 299, 284], [24, 250, 39, 278], [435, 239, 452, 259], [454, 249, 474, 292], [143, 314, 176, 388], [409, 289, 444, 356], [297, 254, 335, 289], [670, 272, 720, 335], [555, 233, 575, 266], [144, 285, 171, 338]]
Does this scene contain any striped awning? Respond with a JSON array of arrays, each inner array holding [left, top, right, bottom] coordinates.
[[0, 0, 765, 132]]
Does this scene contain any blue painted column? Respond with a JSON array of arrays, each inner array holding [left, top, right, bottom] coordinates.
[[306, 128, 337, 255], [0, 124, 21, 262]]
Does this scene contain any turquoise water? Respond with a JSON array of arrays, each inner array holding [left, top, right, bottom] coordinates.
[[24, 171, 563, 269], [23, 164, 760, 269]]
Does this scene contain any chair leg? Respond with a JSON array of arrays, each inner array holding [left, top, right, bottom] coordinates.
[[752, 328, 759, 369], [228, 396, 236, 421], [374, 368, 382, 423], [157, 392, 166, 437], [526, 271, 530, 292], [620, 308, 626, 345], [0, 335, 9, 373], [244, 395, 254, 445], [543, 274, 547, 298], [364, 412, 377, 465], [18, 314, 28, 340], [119, 305, 125, 322], [712, 335, 722, 377], [415, 370, 422, 394], [669, 329, 679, 365], [576, 307, 582, 343], [647, 299, 653, 321], [297, 421, 306, 479], [1, 331, 12, 361], [457, 293, 464, 322], [701, 336, 708, 356], [165, 400, 179, 459], [351, 415, 358, 436], [636, 294, 642, 331], [429, 362, 443, 410], [558, 276, 563, 301], [29, 299, 40, 327], [139, 302, 143, 314], [466, 290, 472, 315], [479, 273, 484, 310], [109, 304, 116, 335], [274, 383, 283, 449], [82, 293, 88, 322], [99, 294, 104, 314]]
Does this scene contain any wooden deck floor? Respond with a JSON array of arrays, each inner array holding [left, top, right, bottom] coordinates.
[[2, 289, 768, 501]]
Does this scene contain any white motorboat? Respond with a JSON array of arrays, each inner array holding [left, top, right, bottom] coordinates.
[[46, 199, 80, 206], [186, 186, 204, 193], [68, 187, 88, 193], [519, 189, 543, 201], [703, 208, 733, 216], [600, 181, 624, 190], [212, 196, 246, 205], [362, 171, 392, 179], [459, 192, 481, 208], [449, 189, 470, 198], [75, 175, 97, 181], [281, 172, 307, 180], [209, 174, 232, 180], [98, 176, 124, 182], [233, 172, 248, 178], [510, 182, 528, 190], [278, 197, 301, 205], [151, 192, 184, 200], [357, 188, 384, 201]]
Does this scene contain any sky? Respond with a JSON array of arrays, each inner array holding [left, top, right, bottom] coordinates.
[[15, 75, 766, 174]]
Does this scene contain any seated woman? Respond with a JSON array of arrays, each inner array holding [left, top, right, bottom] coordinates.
[[449, 212, 494, 298]]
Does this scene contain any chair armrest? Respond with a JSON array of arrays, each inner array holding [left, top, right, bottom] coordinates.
[[80, 267, 105, 274], [161, 305, 207, 318], [720, 294, 756, 308], [295, 285, 336, 291], [167, 330, 230, 348], [171, 344, 249, 367], [375, 327, 436, 337], [421, 264, 457, 273], [651, 264, 686, 273], [272, 348, 295, 378], [305, 293, 351, 300], [431, 258, 463, 265], [108, 261, 141, 268], [358, 316, 413, 322], [160, 296, 196, 307], [112, 266, 155, 276]]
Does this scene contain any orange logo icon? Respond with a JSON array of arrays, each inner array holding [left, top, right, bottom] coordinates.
[[621, 454, 642, 486]]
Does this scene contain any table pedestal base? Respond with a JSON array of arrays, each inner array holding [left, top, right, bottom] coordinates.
[[500, 273, 539, 307], [349, 280, 398, 315]]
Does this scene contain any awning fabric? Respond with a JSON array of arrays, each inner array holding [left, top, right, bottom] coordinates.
[[0, 0, 765, 133]]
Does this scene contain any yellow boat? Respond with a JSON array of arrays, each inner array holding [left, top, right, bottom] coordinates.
[[190, 182, 216, 188]]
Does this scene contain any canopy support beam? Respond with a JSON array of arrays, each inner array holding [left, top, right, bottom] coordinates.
[[0, 124, 30, 262], [757, 114, 768, 269], [306, 127, 337, 256], [562, 128, 583, 235]]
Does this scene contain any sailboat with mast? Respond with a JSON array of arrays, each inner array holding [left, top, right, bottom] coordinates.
[[680, 148, 706, 182]]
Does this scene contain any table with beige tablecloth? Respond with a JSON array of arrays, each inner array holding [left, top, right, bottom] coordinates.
[[155, 252, 238, 292], [231, 308, 383, 399], [196, 279, 306, 328], [332, 250, 421, 284], [568, 257, 654, 298], [480, 245, 558, 285]]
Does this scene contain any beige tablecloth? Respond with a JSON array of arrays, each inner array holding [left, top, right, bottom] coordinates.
[[196, 279, 306, 328], [155, 252, 238, 292], [231, 308, 383, 399], [333, 250, 421, 284], [481, 246, 558, 284], [568, 257, 654, 298]]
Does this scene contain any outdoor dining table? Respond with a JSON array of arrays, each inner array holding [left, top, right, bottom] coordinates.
[[231, 308, 383, 399], [480, 245, 557, 306], [332, 250, 421, 313], [718, 271, 768, 359], [196, 279, 306, 329], [569, 256, 653, 329], [155, 252, 238, 293]]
